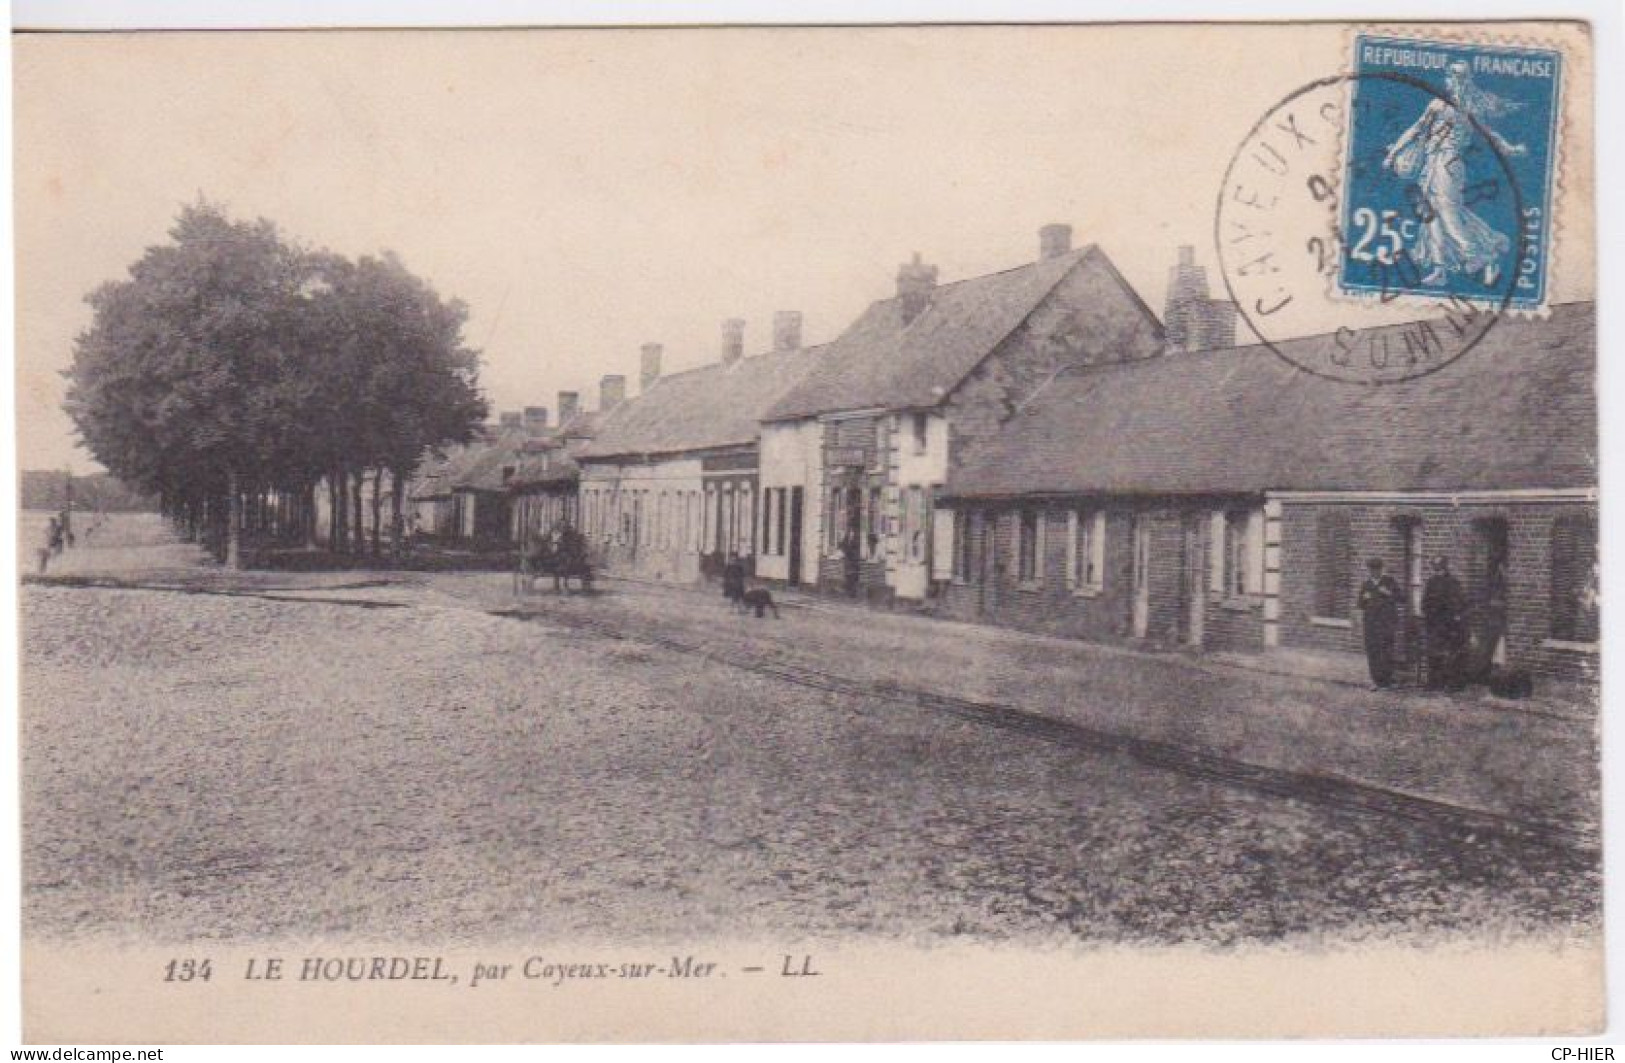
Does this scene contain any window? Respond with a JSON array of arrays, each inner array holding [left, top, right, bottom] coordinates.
[[1551, 515, 1599, 643], [1225, 511, 1250, 597], [912, 412, 929, 456], [1017, 508, 1042, 583], [773, 488, 783, 555], [902, 486, 927, 562], [1313, 510, 1353, 618], [827, 487, 844, 555], [865, 485, 883, 559], [1067, 509, 1105, 592]]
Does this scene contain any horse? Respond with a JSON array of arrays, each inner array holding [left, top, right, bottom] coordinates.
[[513, 534, 595, 595]]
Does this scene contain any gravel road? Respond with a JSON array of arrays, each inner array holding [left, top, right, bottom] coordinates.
[[21, 583, 1599, 948]]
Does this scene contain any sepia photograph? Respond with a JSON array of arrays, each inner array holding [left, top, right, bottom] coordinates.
[[9, 12, 1606, 1044]]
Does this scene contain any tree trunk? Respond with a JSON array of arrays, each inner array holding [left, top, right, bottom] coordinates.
[[304, 482, 319, 549], [332, 468, 347, 553], [391, 469, 406, 562], [225, 471, 243, 570], [370, 468, 384, 557], [351, 471, 366, 555], [328, 472, 339, 551]]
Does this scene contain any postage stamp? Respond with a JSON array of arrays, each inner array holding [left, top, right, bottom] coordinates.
[[1338, 34, 1563, 311]]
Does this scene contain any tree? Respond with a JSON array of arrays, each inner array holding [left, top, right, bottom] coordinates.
[[64, 200, 489, 569], [65, 200, 312, 567]]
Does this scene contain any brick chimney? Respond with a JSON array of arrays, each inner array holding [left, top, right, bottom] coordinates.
[[599, 374, 627, 411], [1039, 223, 1073, 260], [896, 253, 938, 325], [772, 311, 803, 353], [640, 343, 663, 393], [557, 390, 580, 426], [1163, 245, 1238, 353], [720, 318, 746, 366], [522, 406, 549, 433]]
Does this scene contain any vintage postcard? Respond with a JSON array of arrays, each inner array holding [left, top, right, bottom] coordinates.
[[11, 19, 1602, 1043]]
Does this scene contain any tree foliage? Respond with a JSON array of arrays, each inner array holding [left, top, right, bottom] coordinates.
[[64, 200, 489, 563]]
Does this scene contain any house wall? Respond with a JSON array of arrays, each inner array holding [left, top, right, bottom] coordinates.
[[1275, 495, 1599, 685], [943, 255, 1165, 481], [758, 419, 823, 586], [937, 499, 1265, 653], [579, 457, 706, 584]]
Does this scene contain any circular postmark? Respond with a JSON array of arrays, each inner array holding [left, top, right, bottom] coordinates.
[[1215, 72, 1524, 385]]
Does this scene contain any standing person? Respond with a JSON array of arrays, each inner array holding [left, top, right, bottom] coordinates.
[[722, 551, 745, 607], [1422, 556, 1468, 690], [839, 528, 861, 599], [38, 516, 60, 574], [1357, 558, 1403, 689]]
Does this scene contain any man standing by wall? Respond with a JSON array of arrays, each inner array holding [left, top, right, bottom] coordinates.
[[1423, 556, 1469, 691], [1358, 558, 1403, 689]]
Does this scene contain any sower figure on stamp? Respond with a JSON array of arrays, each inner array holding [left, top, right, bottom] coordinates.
[[1358, 558, 1403, 689], [1422, 556, 1469, 690], [1382, 60, 1526, 289]]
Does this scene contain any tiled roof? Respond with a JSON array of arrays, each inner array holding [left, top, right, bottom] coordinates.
[[764, 245, 1154, 421], [947, 302, 1596, 499], [450, 433, 528, 492], [510, 443, 581, 490], [578, 344, 826, 461]]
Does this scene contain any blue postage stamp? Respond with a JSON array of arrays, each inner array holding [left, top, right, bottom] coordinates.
[[1339, 34, 1561, 311]]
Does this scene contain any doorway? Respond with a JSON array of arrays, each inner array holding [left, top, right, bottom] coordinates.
[[1182, 513, 1205, 647], [788, 487, 804, 586], [1131, 515, 1151, 638]]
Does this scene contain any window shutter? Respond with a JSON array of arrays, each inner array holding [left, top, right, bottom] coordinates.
[[1208, 511, 1226, 592], [1064, 511, 1079, 589], [1246, 509, 1266, 595], [1091, 511, 1106, 588], [931, 506, 955, 580]]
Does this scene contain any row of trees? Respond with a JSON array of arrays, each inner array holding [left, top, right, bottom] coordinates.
[[65, 201, 489, 567]]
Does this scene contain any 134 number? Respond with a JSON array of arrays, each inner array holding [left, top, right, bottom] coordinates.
[[164, 958, 212, 982]]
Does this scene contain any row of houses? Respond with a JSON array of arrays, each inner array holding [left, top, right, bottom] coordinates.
[[414, 224, 1597, 686]]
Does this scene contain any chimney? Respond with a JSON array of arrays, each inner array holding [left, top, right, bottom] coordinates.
[[720, 318, 746, 366], [772, 311, 803, 353], [1039, 223, 1073, 260], [896, 252, 938, 325], [599, 374, 627, 411], [640, 343, 663, 393], [523, 406, 549, 433], [499, 411, 522, 429], [557, 390, 580, 425], [1163, 245, 1237, 354]]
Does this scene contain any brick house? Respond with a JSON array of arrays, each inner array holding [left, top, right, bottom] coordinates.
[[757, 224, 1165, 601], [576, 320, 824, 584], [508, 392, 605, 542], [939, 302, 1597, 686]]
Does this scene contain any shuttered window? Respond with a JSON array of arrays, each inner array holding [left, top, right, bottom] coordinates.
[[1313, 511, 1352, 618], [1551, 515, 1599, 642]]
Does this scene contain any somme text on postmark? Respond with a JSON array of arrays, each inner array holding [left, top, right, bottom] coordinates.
[[1216, 31, 1564, 384]]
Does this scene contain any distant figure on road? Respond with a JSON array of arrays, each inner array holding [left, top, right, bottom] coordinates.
[[1422, 556, 1469, 690], [1357, 557, 1402, 689], [556, 520, 591, 593], [58, 507, 75, 550], [38, 516, 62, 573], [722, 551, 746, 606], [1472, 556, 1511, 683], [839, 529, 861, 598]]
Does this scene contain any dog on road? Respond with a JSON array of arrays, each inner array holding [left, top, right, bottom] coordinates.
[[736, 586, 780, 619]]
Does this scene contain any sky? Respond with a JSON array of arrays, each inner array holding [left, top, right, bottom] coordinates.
[[12, 23, 1595, 473]]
